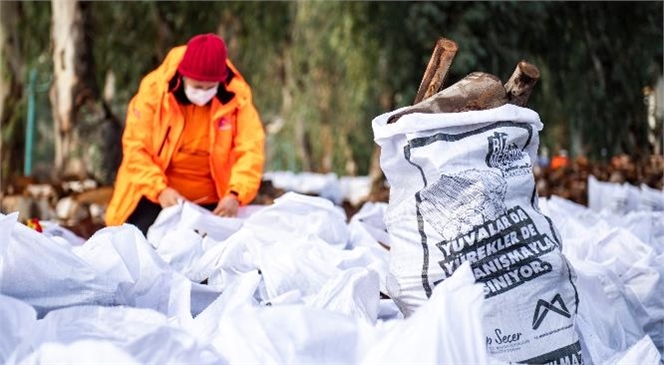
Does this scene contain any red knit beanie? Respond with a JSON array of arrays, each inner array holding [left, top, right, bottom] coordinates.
[[177, 33, 228, 82]]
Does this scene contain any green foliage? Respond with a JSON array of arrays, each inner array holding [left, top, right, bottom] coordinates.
[[1, 1, 52, 182], [6, 0, 663, 180]]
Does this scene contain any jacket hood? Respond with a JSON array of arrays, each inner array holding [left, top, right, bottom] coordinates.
[[151, 45, 252, 103]]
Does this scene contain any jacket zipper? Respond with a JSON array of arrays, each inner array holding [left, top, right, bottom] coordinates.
[[157, 126, 171, 157]]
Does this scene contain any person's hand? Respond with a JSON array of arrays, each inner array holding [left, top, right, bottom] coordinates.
[[158, 187, 184, 208], [212, 194, 239, 217]]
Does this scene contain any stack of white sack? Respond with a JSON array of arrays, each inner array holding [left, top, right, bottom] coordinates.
[[539, 194, 664, 362], [588, 175, 664, 214], [1, 196, 498, 364], [1, 189, 662, 364], [262, 171, 374, 206], [262, 171, 344, 205]]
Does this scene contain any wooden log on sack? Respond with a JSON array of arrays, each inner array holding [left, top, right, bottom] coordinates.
[[413, 38, 458, 104], [387, 37, 541, 125], [504, 60, 540, 107], [387, 72, 508, 124]]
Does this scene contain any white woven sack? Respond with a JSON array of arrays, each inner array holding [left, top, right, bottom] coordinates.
[[373, 104, 583, 363]]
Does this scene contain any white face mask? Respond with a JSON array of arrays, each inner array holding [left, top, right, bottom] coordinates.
[[184, 85, 218, 106]]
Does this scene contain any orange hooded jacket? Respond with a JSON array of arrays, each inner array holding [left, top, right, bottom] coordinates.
[[105, 46, 265, 226]]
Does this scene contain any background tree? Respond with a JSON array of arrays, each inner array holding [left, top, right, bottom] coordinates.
[[0, 0, 23, 188], [1, 1, 52, 189], [50, 0, 122, 185], [0, 1, 661, 193]]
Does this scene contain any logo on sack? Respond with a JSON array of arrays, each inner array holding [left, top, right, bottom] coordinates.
[[486, 132, 525, 170], [532, 293, 570, 330]]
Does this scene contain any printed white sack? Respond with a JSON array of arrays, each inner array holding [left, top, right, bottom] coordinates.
[[373, 104, 583, 364]]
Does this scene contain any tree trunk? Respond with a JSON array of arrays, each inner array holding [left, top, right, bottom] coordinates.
[[150, 2, 174, 63], [320, 117, 333, 173], [368, 146, 387, 201], [0, 1, 20, 121], [296, 118, 314, 172], [50, 0, 80, 177], [50, 0, 122, 185], [368, 85, 395, 202], [341, 132, 357, 176], [280, 38, 307, 172], [0, 0, 24, 189]]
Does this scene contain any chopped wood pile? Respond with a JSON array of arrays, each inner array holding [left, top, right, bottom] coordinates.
[[535, 153, 664, 207], [1, 157, 661, 240]]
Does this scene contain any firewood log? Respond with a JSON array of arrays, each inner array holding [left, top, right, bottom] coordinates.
[[388, 38, 540, 125], [413, 38, 458, 104], [387, 72, 508, 124], [504, 60, 540, 107]]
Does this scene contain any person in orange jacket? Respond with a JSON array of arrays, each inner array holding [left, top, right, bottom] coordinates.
[[105, 33, 265, 235]]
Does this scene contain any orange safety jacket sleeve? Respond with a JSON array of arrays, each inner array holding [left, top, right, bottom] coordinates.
[[121, 85, 169, 203], [226, 90, 266, 205]]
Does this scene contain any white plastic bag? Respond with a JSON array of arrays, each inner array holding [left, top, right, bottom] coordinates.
[[0, 295, 37, 363], [607, 335, 662, 365], [339, 175, 372, 206], [639, 183, 664, 212], [244, 192, 350, 249], [348, 201, 391, 248], [263, 171, 343, 204], [0, 213, 119, 317], [6, 305, 224, 365], [257, 236, 342, 299], [307, 267, 380, 324], [40, 221, 86, 246], [361, 262, 496, 365], [15, 340, 140, 365], [75, 225, 196, 318], [573, 260, 646, 363], [151, 228, 205, 280], [587, 176, 640, 215], [147, 201, 243, 244]]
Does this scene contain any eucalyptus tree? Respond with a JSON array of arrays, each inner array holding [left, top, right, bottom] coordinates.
[[0, 1, 51, 188], [0, 0, 23, 188], [49, 0, 122, 185], [4, 1, 660, 192], [281, 1, 372, 174], [537, 2, 663, 160]]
